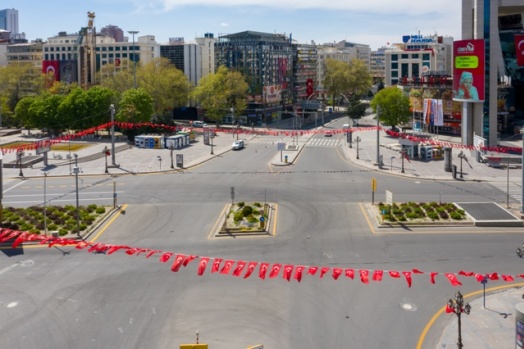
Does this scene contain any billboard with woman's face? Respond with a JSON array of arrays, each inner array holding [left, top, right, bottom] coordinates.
[[453, 39, 485, 102]]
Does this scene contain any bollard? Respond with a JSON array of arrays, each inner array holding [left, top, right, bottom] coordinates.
[[284, 155, 288, 163]]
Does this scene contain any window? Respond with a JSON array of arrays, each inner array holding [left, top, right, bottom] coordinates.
[[391, 54, 398, 61], [401, 63, 409, 78], [401, 54, 409, 59], [412, 54, 419, 59], [412, 63, 419, 77], [422, 53, 430, 60], [391, 71, 398, 78], [391, 62, 398, 69]]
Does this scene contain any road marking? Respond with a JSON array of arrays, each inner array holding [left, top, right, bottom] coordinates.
[[416, 283, 524, 349], [3, 180, 26, 193], [271, 204, 278, 237], [0, 263, 19, 275], [90, 204, 128, 243], [207, 204, 229, 239]]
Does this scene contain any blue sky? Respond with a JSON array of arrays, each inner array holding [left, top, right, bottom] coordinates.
[[5, 0, 462, 50]]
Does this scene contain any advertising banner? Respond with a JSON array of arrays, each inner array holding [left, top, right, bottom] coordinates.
[[515, 34, 524, 67], [42, 60, 60, 81], [263, 85, 282, 104], [453, 39, 485, 102], [435, 99, 444, 126], [59, 60, 78, 84]]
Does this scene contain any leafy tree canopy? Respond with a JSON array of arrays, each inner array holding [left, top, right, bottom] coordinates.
[[370, 86, 411, 127]]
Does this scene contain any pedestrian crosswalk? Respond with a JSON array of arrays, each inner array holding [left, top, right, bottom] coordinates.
[[488, 181, 522, 206], [248, 136, 340, 148]]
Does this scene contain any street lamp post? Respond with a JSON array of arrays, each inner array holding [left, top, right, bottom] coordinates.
[[458, 151, 466, 179], [110, 104, 116, 166], [128, 31, 139, 89], [170, 146, 174, 169], [376, 105, 381, 168], [356, 136, 361, 159], [73, 154, 81, 239], [42, 171, 48, 235], [401, 149, 406, 173], [447, 291, 471, 349], [104, 146, 109, 173], [390, 156, 395, 171], [18, 150, 23, 177], [157, 156, 162, 170]]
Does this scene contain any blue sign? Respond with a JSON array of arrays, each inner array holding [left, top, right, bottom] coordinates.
[[260, 216, 265, 222]]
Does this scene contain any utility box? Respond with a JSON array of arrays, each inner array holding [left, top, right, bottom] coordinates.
[[444, 147, 452, 172]]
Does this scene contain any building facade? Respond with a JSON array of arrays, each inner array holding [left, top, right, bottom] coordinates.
[[461, 0, 524, 147], [291, 43, 317, 103], [0, 8, 18, 38], [370, 48, 386, 81], [215, 30, 293, 125]]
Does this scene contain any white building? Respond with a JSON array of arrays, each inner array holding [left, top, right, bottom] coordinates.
[[383, 33, 453, 87], [370, 47, 386, 80]]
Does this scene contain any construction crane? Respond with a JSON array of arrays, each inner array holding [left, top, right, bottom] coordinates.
[[72, 12, 96, 89]]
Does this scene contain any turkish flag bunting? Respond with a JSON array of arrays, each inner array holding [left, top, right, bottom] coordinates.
[[259, 262, 269, 279], [320, 267, 330, 278], [345, 268, 355, 279], [474, 273, 486, 282], [12, 232, 28, 248], [183, 255, 197, 267], [445, 304, 454, 313], [197, 257, 210, 276], [125, 247, 138, 255], [0, 230, 20, 243], [359, 270, 369, 284], [430, 272, 438, 284], [294, 266, 305, 282], [515, 34, 524, 66], [212, 258, 223, 273], [244, 262, 258, 279], [269, 264, 282, 278], [146, 250, 161, 258], [220, 260, 235, 275], [517, 274, 524, 279], [0, 229, 13, 241], [88, 243, 104, 253], [171, 254, 187, 272], [282, 265, 294, 281], [458, 271, 474, 277], [502, 275, 514, 282], [75, 241, 90, 249], [444, 273, 462, 287], [307, 266, 319, 276], [412, 268, 424, 274], [402, 271, 412, 288], [372, 270, 383, 281], [232, 261, 247, 277], [389, 271, 401, 278], [107, 245, 124, 255], [332, 268, 343, 280], [489, 272, 499, 280], [159, 252, 173, 263]]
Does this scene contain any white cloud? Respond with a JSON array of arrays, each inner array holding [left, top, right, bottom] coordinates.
[[220, 22, 229, 27]]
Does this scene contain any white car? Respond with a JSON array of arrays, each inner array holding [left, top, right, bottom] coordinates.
[[192, 121, 207, 128], [232, 140, 245, 150]]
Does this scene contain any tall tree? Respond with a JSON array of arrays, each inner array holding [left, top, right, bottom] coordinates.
[[116, 88, 154, 123], [0, 63, 36, 125], [346, 59, 373, 96], [370, 86, 411, 128], [97, 59, 133, 94], [346, 95, 367, 125], [323, 59, 349, 110], [191, 66, 248, 125]]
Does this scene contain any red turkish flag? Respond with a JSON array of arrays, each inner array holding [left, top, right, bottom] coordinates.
[[0, 230, 20, 243], [430, 272, 438, 284], [232, 261, 247, 277], [359, 270, 369, 284], [259, 262, 270, 279], [212, 258, 223, 273], [319, 267, 330, 278], [183, 255, 197, 267], [402, 271, 412, 287], [106, 245, 123, 255], [244, 262, 258, 279], [458, 270, 474, 277], [197, 257, 210, 276], [444, 273, 462, 287], [282, 265, 294, 281], [146, 250, 161, 258], [12, 232, 29, 249], [75, 241, 89, 249], [474, 273, 486, 282], [412, 268, 424, 274], [307, 266, 319, 276], [171, 254, 186, 272], [489, 272, 499, 280], [517, 274, 524, 279], [345, 268, 355, 279], [125, 247, 138, 255], [502, 275, 514, 282], [0, 229, 13, 241], [159, 252, 173, 263], [515, 34, 524, 66], [445, 304, 454, 313], [220, 260, 235, 275], [332, 268, 343, 280], [372, 270, 383, 281], [294, 266, 306, 282], [269, 264, 282, 278], [389, 271, 401, 278]]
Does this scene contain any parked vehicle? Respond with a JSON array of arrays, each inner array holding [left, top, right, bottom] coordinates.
[[232, 140, 245, 150], [192, 121, 207, 128]]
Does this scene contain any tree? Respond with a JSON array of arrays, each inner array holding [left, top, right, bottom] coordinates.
[[323, 58, 372, 109], [346, 59, 373, 96], [370, 87, 411, 128], [323, 59, 349, 109], [97, 59, 134, 95], [346, 95, 367, 124], [0, 63, 36, 125], [116, 88, 154, 123], [191, 66, 248, 125], [137, 57, 191, 118]]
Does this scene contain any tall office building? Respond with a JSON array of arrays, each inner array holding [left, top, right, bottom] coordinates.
[[461, 0, 524, 147], [0, 8, 19, 38]]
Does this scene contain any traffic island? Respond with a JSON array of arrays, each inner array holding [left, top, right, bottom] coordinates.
[[214, 202, 274, 237]]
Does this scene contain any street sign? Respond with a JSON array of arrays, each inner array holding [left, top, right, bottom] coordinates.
[[277, 142, 286, 151], [260, 216, 265, 222], [371, 177, 377, 192], [176, 154, 183, 168], [386, 190, 393, 205]]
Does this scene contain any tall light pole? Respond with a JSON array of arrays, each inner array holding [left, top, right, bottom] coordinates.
[[128, 30, 139, 89], [73, 154, 81, 239], [110, 104, 116, 166], [447, 291, 471, 349], [376, 105, 381, 168], [356, 136, 361, 159], [42, 171, 48, 235]]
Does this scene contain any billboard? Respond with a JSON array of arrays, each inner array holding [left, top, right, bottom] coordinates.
[[515, 34, 524, 67], [59, 60, 78, 84], [453, 39, 485, 102]]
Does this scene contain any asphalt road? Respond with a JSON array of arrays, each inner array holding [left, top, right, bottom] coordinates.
[[0, 130, 522, 349]]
